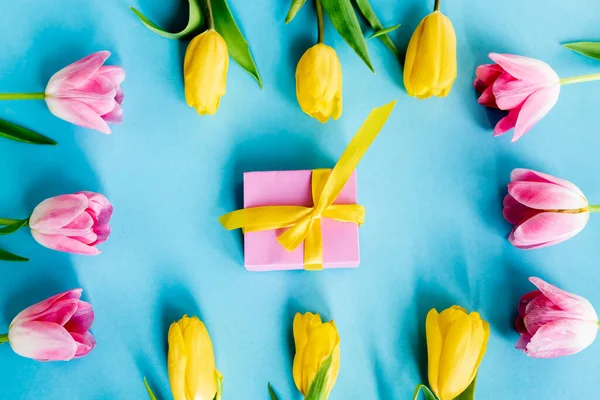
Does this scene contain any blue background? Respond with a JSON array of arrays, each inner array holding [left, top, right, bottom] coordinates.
[[1, 0, 600, 399]]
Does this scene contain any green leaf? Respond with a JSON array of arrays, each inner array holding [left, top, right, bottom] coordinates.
[[130, 0, 203, 40], [454, 377, 477, 400], [0, 247, 29, 262], [321, 0, 374, 72], [563, 41, 600, 60], [268, 383, 279, 400], [212, 0, 263, 87], [354, 0, 399, 56], [412, 384, 437, 400], [368, 24, 401, 39], [0, 219, 28, 235], [0, 119, 56, 145], [144, 378, 158, 400], [304, 354, 333, 400], [285, 0, 307, 23]]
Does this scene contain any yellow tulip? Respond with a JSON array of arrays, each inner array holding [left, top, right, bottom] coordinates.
[[296, 44, 343, 123], [168, 315, 223, 400], [426, 306, 490, 400], [184, 29, 229, 115], [292, 312, 340, 397], [404, 10, 457, 99]]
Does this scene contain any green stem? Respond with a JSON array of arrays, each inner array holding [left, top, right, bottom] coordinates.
[[0, 334, 8, 344], [589, 205, 600, 213], [205, 0, 214, 30], [0, 218, 20, 225], [434, 0, 441, 11], [0, 93, 45, 100], [559, 73, 600, 86], [316, 0, 324, 44]]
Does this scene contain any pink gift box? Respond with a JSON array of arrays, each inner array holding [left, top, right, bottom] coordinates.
[[243, 170, 360, 271]]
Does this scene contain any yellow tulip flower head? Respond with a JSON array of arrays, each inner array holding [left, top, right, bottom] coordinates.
[[184, 29, 229, 115], [292, 312, 340, 397], [168, 315, 223, 400], [403, 5, 457, 99], [296, 44, 343, 123], [426, 306, 490, 400]]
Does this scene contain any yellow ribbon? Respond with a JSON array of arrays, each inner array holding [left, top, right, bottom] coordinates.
[[219, 101, 396, 270]]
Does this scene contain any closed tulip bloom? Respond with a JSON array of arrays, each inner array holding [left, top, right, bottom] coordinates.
[[45, 51, 125, 134], [5, 289, 95, 361], [30, 191, 113, 255], [516, 277, 599, 358], [296, 44, 342, 123], [168, 315, 222, 400], [426, 306, 489, 400], [292, 312, 340, 397], [184, 29, 229, 115], [404, 9, 456, 99], [504, 169, 592, 249], [474, 53, 560, 141]]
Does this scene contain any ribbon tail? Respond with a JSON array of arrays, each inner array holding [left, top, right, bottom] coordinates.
[[304, 218, 323, 271]]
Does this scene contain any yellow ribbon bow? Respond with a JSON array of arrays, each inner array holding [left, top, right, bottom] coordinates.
[[219, 101, 396, 270]]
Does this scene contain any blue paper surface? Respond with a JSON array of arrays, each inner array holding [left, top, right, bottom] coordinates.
[[1, 0, 600, 399]]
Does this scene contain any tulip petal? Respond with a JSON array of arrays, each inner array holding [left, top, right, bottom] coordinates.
[[512, 86, 560, 142], [508, 181, 588, 210], [503, 194, 534, 224], [516, 333, 532, 351], [493, 108, 519, 137], [529, 277, 598, 320], [30, 194, 89, 231], [510, 211, 589, 248], [101, 103, 124, 124], [54, 74, 117, 116], [8, 321, 78, 361], [525, 319, 598, 358], [488, 53, 559, 83], [523, 295, 563, 335], [181, 317, 218, 400], [425, 309, 442, 397], [46, 51, 111, 94], [64, 301, 95, 334], [477, 85, 497, 108], [510, 169, 585, 197], [45, 97, 112, 134], [493, 72, 546, 110], [10, 289, 82, 326], [473, 64, 503, 91], [71, 331, 96, 358], [168, 322, 189, 400], [31, 230, 101, 255], [97, 65, 126, 87]]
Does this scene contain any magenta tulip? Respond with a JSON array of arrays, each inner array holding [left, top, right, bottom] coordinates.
[[45, 51, 125, 134], [1, 289, 95, 361], [30, 191, 113, 255], [474, 53, 560, 142], [516, 277, 598, 358], [503, 168, 595, 249]]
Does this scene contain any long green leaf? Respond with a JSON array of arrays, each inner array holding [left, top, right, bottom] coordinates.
[[454, 377, 477, 400], [368, 24, 401, 39], [321, 0, 374, 72], [304, 354, 333, 400], [212, 0, 262, 87], [0, 247, 29, 262], [412, 384, 437, 400], [143, 378, 158, 400], [563, 42, 600, 60], [130, 0, 203, 40], [354, 0, 399, 56], [268, 383, 279, 400], [0, 219, 28, 235], [285, 0, 307, 23], [0, 119, 56, 145]]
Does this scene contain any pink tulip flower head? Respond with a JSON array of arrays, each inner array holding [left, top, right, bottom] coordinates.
[[516, 277, 598, 358], [45, 51, 125, 134], [29, 191, 113, 255], [473, 53, 560, 142], [504, 169, 590, 249], [7, 289, 95, 361]]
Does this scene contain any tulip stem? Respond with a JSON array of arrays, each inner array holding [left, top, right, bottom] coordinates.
[[316, 0, 324, 44], [560, 73, 600, 86], [0, 93, 45, 100], [205, 0, 214, 30], [0, 218, 21, 225], [434, 0, 441, 11], [588, 205, 600, 213], [0, 334, 7, 344]]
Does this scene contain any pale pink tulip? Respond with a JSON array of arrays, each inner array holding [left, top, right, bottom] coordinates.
[[516, 277, 598, 358], [7, 289, 95, 361], [504, 169, 589, 249], [30, 191, 113, 255], [474, 53, 560, 142], [45, 51, 125, 134]]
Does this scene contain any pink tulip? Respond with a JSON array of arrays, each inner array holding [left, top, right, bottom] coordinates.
[[7, 289, 95, 361], [473, 53, 560, 142], [29, 191, 113, 255], [45, 51, 125, 134], [516, 277, 598, 358], [504, 168, 590, 249]]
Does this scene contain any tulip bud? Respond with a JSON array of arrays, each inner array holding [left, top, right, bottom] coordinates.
[[168, 315, 222, 400], [426, 306, 489, 400], [184, 29, 229, 115], [292, 312, 340, 397], [404, 10, 457, 99], [296, 44, 343, 123]]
